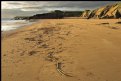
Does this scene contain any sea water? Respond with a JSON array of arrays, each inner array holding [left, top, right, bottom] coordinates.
[[1, 18, 34, 31]]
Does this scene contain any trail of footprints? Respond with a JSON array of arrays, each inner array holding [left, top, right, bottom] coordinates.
[[22, 25, 73, 77]]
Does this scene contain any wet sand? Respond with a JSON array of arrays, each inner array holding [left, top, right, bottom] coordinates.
[[2, 19, 121, 81]]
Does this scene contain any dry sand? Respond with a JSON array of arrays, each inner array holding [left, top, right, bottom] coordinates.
[[2, 19, 121, 81]]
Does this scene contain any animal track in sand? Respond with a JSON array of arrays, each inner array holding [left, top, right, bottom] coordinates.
[[24, 37, 36, 41], [115, 21, 121, 24], [110, 26, 119, 30], [28, 51, 38, 56], [86, 72, 95, 77], [97, 22, 120, 30], [3, 54, 7, 56], [20, 24, 73, 78]]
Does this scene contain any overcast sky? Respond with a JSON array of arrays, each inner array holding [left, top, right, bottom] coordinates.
[[1, 1, 119, 18]]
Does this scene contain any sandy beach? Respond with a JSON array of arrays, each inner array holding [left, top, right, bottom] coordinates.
[[2, 19, 121, 81]]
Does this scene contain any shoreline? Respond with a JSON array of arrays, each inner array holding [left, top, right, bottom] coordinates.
[[1, 19, 42, 39], [2, 18, 121, 40]]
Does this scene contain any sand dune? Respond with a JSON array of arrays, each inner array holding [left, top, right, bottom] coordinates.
[[2, 19, 121, 81]]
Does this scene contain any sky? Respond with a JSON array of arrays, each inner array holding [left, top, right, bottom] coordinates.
[[1, 1, 119, 19]]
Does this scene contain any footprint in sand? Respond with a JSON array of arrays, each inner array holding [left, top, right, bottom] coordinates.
[[102, 39, 114, 47], [86, 72, 95, 77]]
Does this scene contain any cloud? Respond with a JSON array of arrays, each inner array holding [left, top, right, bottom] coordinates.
[[2, 1, 23, 9], [2, 1, 52, 10], [21, 9, 40, 11], [43, 7, 82, 11], [2, 1, 117, 10]]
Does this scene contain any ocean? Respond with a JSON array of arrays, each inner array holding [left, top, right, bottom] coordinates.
[[1, 18, 35, 31]]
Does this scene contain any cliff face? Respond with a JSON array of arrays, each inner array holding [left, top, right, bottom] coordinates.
[[88, 3, 121, 19], [80, 10, 91, 18], [102, 3, 121, 18]]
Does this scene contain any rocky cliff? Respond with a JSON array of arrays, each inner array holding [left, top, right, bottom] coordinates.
[[88, 2, 121, 19], [80, 10, 91, 18]]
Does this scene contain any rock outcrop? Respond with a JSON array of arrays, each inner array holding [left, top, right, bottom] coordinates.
[[101, 3, 121, 18], [80, 10, 91, 18], [88, 2, 121, 19]]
